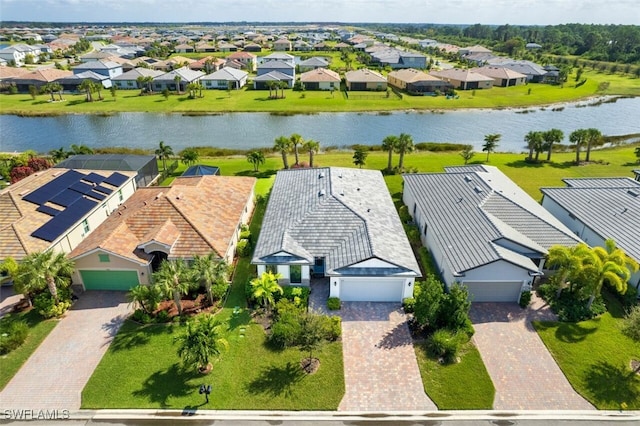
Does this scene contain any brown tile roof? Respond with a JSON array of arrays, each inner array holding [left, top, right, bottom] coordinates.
[[388, 68, 441, 83], [18, 68, 73, 82], [345, 68, 386, 83], [70, 175, 256, 263], [300, 68, 341, 83], [228, 51, 256, 59]]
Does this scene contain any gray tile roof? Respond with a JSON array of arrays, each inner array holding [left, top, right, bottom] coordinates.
[[562, 177, 638, 188], [541, 179, 640, 263], [403, 166, 580, 275], [253, 167, 420, 277]]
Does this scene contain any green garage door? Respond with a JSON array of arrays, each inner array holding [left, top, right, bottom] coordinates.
[[80, 270, 140, 291]]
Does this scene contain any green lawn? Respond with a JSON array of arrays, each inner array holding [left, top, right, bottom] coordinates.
[[414, 340, 495, 409], [2, 69, 638, 116], [534, 293, 640, 410], [0, 309, 59, 391]]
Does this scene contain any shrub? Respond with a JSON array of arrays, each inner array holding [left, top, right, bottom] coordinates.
[[270, 312, 303, 348], [236, 239, 251, 257], [279, 285, 310, 308], [323, 316, 342, 341], [131, 308, 152, 324], [155, 309, 170, 323], [398, 205, 412, 223], [239, 225, 251, 241], [33, 292, 71, 319], [274, 298, 304, 319], [327, 297, 341, 310], [414, 275, 445, 331], [0, 320, 29, 355], [622, 305, 640, 342], [427, 329, 461, 364], [404, 224, 420, 244], [402, 297, 415, 313], [210, 280, 229, 301], [536, 282, 557, 301], [519, 290, 532, 308]]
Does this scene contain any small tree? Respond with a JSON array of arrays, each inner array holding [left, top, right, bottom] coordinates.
[[28, 84, 38, 100], [175, 314, 229, 373], [352, 146, 368, 168], [622, 305, 640, 343], [459, 145, 474, 165], [155, 140, 174, 172], [180, 148, 199, 167], [14, 251, 74, 305], [482, 133, 501, 162], [250, 271, 283, 314], [162, 88, 170, 100], [298, 312, 328, 373], [246, 151, 266, 172]]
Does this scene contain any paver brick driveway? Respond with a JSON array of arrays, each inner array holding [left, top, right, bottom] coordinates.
[[0, 291, 130, 410], [470, 295, 594, 410]]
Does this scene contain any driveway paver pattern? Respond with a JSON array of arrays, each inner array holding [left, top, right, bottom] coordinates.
[[0, 291, 130, 410], [470, 295, 594, 410]]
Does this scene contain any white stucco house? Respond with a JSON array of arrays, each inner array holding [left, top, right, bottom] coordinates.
[[403, 165, 581, 302], [541, 177, 640, 290], [252, 167, 421, 302], [201, 67, 248, 89]]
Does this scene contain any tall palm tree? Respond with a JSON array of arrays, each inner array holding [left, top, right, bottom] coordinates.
[[524, 131, 544, 162], [41, 83, 56, 102], [569, 129, 588, 163], [303, 139, 320, 167], [173, 75, 182, 94], [175, 314, 229, 373], [136, 75, 146, 94], [14, 251, 74, 304], [246, 150, 266, 172], [152, 259, 193, 316], [273, 136, 291, 169], [546, 244, 591, 294], [542, 128, 564, 161], [155, 140, 174, 172], [192, 253, 229, 306], [395, 133, 414, 171], [250, 271, 283, 314], [144, 76, 154, 93], [78, 79, 95, 102], [584, 128, 602, 162], [289, 133, 304, 166], [382, 135, 398, 171], [482, 133, 501, 162]]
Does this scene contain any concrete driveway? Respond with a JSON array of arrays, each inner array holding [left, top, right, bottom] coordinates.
[[0, 291, 130, 410], [470, 295, 594, 410]]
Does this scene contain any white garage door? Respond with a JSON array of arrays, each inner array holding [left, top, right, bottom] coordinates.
[[463, 281, 523, 302], [340, 278, 405, 302]]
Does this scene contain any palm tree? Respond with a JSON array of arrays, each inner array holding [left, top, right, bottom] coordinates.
[[246, 150, 266, 172], [51, 82, 63, 101], [584, 128, 602, 162], [155, 141, 174, 172], [459, 145, 474, 165], [569, 129, 588, 163], [175, 314, 229, 373], [273, 136, 291, 169], [144, 76, 154, 93], [546, 244, 591, 294], [180, 148, 199, 167], [542, 128, 564, 161], [352, 146, 368, 168], [48, 147, 68, 164], [381, 135, 398, 171], [70, 144, 94, 155], [250, 271, 283, 314], [289, 133, 304, 166], [14, 251, 74, 304], [524, 131, 544, 162], [395, 133, 414, 171], [128, 284, 163, 315], [303, 139, 320, 167], [41, 83, 56, 102], [136, 76, 146, 94], [192, 253, 229, 307], [152, 259, 193, 316], [78, 79, 95, 102], [266, 80, 275, 99], [173, 75, 182, 94], [482, 133, 501, 162]]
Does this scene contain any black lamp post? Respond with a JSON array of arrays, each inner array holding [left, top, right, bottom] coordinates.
[[199, 384, 212, 404]]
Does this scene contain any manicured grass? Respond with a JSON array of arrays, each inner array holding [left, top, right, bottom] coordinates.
[[533, 293, 640, 409], [2, 70, 638, 116], [414, 340, 495, 409], [0, 309, 58, 391]]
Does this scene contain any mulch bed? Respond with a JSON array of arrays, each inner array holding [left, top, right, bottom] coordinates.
[[154, 293, 220, 319], [301, 357, 320, 374]]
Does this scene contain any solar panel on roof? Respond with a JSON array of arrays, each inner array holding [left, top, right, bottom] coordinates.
[[36, 205, 61, 216], [82, 172, 105, 184], [31, 197, 98, 242], [69, 181, 94, 195], [86, 190, 106, 201], [22, 170, 85, 206], [103, 172, 129, 187], [93, 185, 113, 195], [49, 189, 82, 207]]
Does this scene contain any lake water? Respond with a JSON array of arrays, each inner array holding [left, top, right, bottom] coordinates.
[[1, 96, 639, 153]]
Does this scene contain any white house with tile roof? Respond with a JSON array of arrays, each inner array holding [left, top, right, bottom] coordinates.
[[403, 165, 581, 302], [252, 167, 421, 302], [541, 177, 640, 290]]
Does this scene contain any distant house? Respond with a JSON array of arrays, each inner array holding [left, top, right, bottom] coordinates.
[[73, 60, 123, 79], [293, 40, 312, 51], [217, 42, 238, 52], [201, 67, 248, 90], [298, 57, 329, 72], [252, 167, 420, 302], [243, 43, 262, 52], [111, 67, 164, 90], [0, 43, 42, 66], [189, 56, 225, 73], [299, 68, 341, 91], [430, 68, 494, 90], [174, 43, 195, 53], [493, 60, 548, 83], [153, 67, 205, 92], [459, 45, 492, 56], [56, 71, 112, 91], [273, 38, 292, 51], [261, 52, 295, 66], [526, 43, 542, 50], [69, 175, 256, 290], [345, 68, 387, 91], [5, 68, 72, 92], [369, 48, 427, 69], [541, 177, 640, 290], [253, 71, 294, 90], [473, 66, 527, 87], [226, 51, 257, 72], [387, 68, 452, 94], [403, 165, 580, 302], [257, 60, 295, 86]]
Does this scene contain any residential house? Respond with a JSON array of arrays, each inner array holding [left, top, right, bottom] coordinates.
[[293, 40, 312, 51], [492, 60, 548, 83], [69, 175, 256, 290], [201, 67, 248, 90], [72, 59, 123, 79], [298, 57, 329, 72], [0, 66, 31, 89], [387, 68, 452, 94], [189, 56, 225, 73], [429, 68, 494, 90], [174, 43, 195, 53], [153, 67, 205, 92], [369, 47, 427, 69], [226, 51, 257, 72], [217, 42, 238, 52], [345, 68, 387, 91], [111, 67, 164, 90], [5, 68, 72, 92], [54, 154, 159, 188], [541, 177, 640, 289], [472, 66, 527, 87], [261, 52, 295, 67], [273, 38, 292, 51], [403, 165, 580, 302], [252, 167, 420, 302], [459, 45, 492, 56], [0, 43, 42, 66], [79, 51, 115, 63], [256, 60, 295, 87], [56, 71, 112, 91], [243, 43, 262, 52], [299, 68, 341, 91], [253, 71, 294, 90], [0, 168, 137, 263]]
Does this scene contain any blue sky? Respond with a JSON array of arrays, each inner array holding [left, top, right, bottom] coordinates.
[[1, 0, 638, 25]]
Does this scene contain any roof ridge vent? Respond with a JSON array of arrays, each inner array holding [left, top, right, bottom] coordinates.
[[474, 186, 484, 194], [627, 189, 638, 197], [464, 175, 472, 182]]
